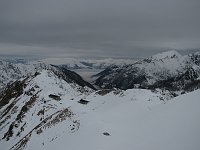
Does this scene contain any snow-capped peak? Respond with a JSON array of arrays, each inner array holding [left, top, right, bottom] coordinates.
[[94, 50, 200, 91], [151, 50, 182, 60]]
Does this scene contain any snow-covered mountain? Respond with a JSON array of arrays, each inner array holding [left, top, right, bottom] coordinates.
[[94, 50, 200, 93], [0, 59, 39, 89], [0, 59, 96, 91], [0, 69, 94, 149], [0, 57, 136, 90], [0, 50, 200, 150], [0, 68, 199, 150]]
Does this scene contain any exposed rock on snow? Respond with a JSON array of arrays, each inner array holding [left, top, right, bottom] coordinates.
[[95, 50, 200, 94]]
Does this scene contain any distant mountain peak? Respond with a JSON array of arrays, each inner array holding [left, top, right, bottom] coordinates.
[[151, 50, 182, 60], [94, 50, 200, 92]]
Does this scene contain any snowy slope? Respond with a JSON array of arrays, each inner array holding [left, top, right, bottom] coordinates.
[[0, 69, 94, 150], [0, 68, 199, 150], [27, 89, 200, 150]]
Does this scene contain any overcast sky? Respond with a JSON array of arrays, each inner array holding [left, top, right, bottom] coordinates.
[[0, 0, 200, 58]]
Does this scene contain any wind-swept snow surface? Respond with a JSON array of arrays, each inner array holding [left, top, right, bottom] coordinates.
[[41, 90, 200, 150], [3, 86, 197, 150]]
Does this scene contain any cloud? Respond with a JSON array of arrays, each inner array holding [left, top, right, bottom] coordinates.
[[0, 0, 200, 57]]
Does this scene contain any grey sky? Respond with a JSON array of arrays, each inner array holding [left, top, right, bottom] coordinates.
[[0, 0, 200, 58]]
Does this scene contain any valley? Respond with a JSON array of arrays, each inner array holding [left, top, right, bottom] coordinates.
[[0, 50, 200, 150]]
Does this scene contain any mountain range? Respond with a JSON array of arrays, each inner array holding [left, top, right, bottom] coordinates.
[[0, 50, 200, 150], [95, 50, 200, 94]]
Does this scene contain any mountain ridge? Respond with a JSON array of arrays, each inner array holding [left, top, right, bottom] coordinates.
[[94, 50, 200, 94]]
